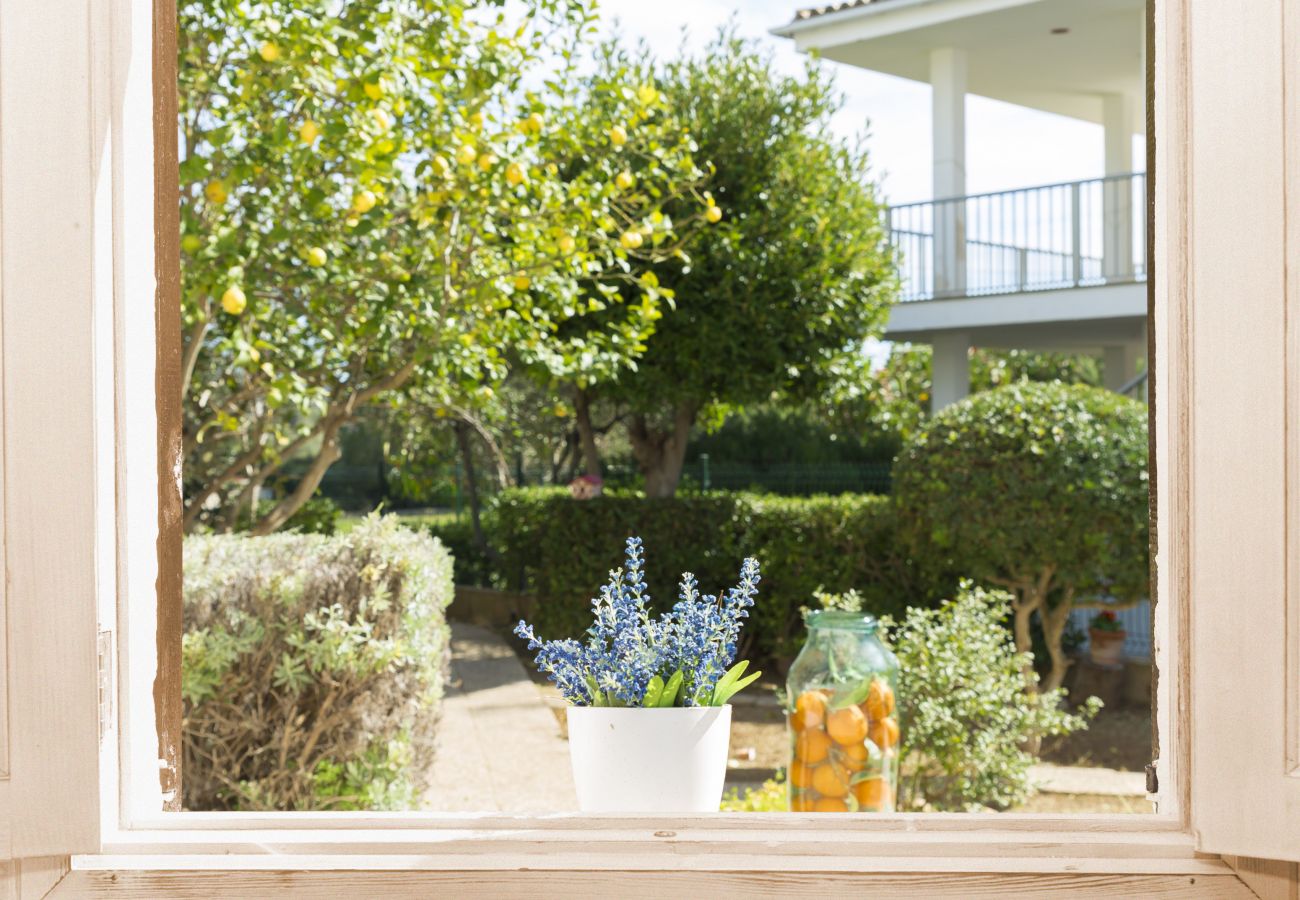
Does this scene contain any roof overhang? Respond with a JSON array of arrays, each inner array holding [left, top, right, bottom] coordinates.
[[773, 0, 1145, 130]]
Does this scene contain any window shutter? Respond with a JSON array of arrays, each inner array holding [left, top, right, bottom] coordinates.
[[0, 0, 107, 859], [1173, 0, 1300, 863]]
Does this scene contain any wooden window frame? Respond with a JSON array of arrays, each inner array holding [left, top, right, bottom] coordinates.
[[3, 0, 1293, 893]]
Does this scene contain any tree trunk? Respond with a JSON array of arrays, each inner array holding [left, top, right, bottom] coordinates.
[[627, 404, 695, 498], [1040, 588, 1077, 695], [454, 419, 486, 551], [573, 388, 603, 478], [250, 419, 343, 535]]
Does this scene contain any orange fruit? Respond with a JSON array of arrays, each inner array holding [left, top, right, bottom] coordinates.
[[811, 763, 851, 799], [812, 796, 848, 813], [795, 728, 833, 765], [790, 792, 814, 812], [826, 704, 868, 746], [865, 679, 896, 720], [789, 690, 827, 731], [789, 762, 814, 790], [868, 716, 900, 751], [852, 777, 892, 811], [837, 741, 868, 772]]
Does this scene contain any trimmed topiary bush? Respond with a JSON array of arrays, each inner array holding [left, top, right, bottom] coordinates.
[[182, 515, 454, 810], [491, 488, 944, 660], [893, 382, 1149, 693]]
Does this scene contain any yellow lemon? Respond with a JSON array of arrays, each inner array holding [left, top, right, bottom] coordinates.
[[298, 119, 321, 145], [305, 247, 327, 267], [619, 230, 644, 250], [258, 42, 280, 62], [524, 112, 544, 134], [469, 111, 484, 129], [505, 162, 526, 186], [220, 285, 246, 316], [513, 275, 531, 290], [431, 155, 451, 178], [352, 190, 377, 214], [456, 144, 478, 165], [609, 124, 628, 146], [705, 205, 723, 223], [615, 170, 635, 190], [636, 84, 658, 105], [476, 153, 498, 172], [204, 180, 228, 205], [363, 81, 383, 101], [557, 235, 576, 255]]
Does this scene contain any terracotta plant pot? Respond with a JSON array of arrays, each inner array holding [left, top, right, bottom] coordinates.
[[566, 705, 732, 812], [1088, 628, 1127, 667]]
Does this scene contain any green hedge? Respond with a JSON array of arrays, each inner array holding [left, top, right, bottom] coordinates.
[[491, 488, 949, 661], [182, 516, 453, 810]]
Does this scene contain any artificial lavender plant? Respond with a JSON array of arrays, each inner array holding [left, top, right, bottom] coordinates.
[[515, 537, 762, 707]]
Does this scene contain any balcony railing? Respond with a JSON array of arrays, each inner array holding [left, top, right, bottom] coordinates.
[[886, 173, 1148, 303]]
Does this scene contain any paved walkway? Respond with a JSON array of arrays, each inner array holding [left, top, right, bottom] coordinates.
[[1028, 763, 1147, 796], [422, 623, 577, 811]]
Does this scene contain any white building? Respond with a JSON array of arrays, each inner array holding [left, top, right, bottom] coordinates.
[[773, 0, 1147, 411]]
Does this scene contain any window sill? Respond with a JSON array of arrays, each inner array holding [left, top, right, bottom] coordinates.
[[75, 811, 1219, 874]]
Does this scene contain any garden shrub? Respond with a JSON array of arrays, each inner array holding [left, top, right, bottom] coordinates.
[[893, 382, 1148, 693], [490, 487, 946, 660], [182, 516, 454, 810], [887, 582, 1100, 811], [493, 487, 744, 639]]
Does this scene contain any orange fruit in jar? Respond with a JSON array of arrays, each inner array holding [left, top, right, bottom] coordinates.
[[795, 728, 833, 765], [812, 796, 849, 813], [852, 776, 892, 811], [789, 690, 827, 731], [790, 792, 814, 812], [789, 761, 815, 790], [865, 678, 896, 720], [868, 716, 900, 751], [826, 704, 868, 746], [811, 762, 851, 798], [837, 741, 868, 771]]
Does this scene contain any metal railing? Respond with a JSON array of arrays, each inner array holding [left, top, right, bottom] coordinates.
[[887, 173, 1148, 302]]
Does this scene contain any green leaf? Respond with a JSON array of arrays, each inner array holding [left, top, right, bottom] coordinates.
[[709, 659, 748, 705], [712, 668, 761, 707], [828, 674, 875, 710], [641, 674, 665, 708], [658, 669, 683, 707]]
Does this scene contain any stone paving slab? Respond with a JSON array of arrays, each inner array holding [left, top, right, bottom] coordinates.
[[422, 623, 577, 812]]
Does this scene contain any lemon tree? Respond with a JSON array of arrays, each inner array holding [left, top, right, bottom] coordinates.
[[179, 0, 707, 533]]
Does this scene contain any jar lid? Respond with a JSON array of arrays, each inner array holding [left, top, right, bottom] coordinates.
[[805, 610, 878, 632]]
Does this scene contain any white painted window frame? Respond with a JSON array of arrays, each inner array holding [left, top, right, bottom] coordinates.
[[2, 0, 1297, 892]]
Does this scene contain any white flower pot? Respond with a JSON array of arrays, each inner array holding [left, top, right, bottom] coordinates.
[[566, 705, 732, 812]]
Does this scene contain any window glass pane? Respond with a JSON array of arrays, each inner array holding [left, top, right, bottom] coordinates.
[[177, 0, 1154, 816]]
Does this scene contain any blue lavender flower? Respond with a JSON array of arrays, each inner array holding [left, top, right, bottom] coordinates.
[[514, 537, 762, 707]]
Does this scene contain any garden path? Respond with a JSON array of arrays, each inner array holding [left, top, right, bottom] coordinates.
[[421, 623, 577, 811]]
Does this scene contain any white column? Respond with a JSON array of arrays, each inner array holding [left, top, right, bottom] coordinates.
[[1102, 93, 1135, 280], [931, 48, 967, 297], [931, 332, 970, 413], [1104, 343, 1140, 392]]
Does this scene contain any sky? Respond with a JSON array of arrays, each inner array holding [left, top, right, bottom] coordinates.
[[597, 0, 1123, 205]]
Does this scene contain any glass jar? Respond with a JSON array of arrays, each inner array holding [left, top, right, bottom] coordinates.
[[786, 611, 901, 813]]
